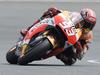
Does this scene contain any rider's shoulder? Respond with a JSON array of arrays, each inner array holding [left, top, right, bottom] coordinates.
[[60, 10, 70, 14], [70, 12, 81, 17]]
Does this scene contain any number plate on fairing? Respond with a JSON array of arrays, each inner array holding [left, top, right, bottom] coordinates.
[[59, 21, 76, 36]]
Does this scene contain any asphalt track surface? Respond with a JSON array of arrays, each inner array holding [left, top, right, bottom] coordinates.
[[0, 2, 100, 75]]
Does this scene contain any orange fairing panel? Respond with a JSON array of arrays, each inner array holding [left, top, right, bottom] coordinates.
[[24, 24, 48, 40], [54, 15, 77, 45], [67, 35, 77, 45]]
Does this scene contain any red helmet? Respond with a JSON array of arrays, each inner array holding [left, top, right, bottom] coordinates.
[[80, 8, 96, 30]]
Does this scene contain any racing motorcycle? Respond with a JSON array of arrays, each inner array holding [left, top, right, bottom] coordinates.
[[6, 11, 82, 65]]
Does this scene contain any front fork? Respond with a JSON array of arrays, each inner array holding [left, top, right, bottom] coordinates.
[[43, 30, 64, 49], [15, 35, 28, 57]]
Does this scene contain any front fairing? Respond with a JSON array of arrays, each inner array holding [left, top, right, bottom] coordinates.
[[23, 18, 55, 43], [53, 12, 82, 45]]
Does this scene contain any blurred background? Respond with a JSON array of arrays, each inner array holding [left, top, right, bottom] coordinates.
[[0, 1, 100, 75]]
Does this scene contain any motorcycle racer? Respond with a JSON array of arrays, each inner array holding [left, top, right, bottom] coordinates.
[[20, 7, 96, 65]]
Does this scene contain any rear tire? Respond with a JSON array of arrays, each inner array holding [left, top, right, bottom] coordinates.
[[6, 47, 18, 64], [18, 38, 52, 65]]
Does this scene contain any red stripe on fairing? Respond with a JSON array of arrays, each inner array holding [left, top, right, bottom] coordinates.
[[24, 24, 48, 40]]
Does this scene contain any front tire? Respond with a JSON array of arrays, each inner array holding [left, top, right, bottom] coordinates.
[[6, 47, 19, 64], [18, 38, 53, 65]]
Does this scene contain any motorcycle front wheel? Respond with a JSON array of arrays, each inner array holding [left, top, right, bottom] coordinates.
[[6, 46, 18, 64], [17, 37, 53, 65]]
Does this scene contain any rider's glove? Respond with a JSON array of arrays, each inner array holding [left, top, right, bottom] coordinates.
[[74, 41, 84, 60], [79, 39, 89, 50], [74, 42, 83, 53], [74, 40, 90, 60]]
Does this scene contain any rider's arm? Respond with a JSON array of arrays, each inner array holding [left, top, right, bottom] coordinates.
[[81, 31, 93, 43], [80, 31, 93, 50], [74, 31, 93, 60], [74, 29, 93, 52]]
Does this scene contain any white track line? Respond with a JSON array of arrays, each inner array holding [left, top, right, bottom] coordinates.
[[87, 60, 100, 64]]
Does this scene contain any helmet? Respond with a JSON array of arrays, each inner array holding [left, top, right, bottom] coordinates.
[[80, 8, 96, 30]]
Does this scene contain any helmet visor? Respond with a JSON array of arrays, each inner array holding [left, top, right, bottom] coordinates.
[[83, 20, 94, 30]]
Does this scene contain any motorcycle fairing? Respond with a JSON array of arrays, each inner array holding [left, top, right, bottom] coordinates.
[[22, 18, 55, 45], [23, 24, 48, 44], [54, 13, 78, 45]]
